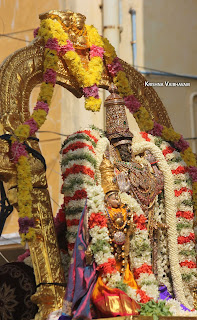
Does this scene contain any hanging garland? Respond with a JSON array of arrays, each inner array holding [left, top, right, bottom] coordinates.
[[12, 16, 197, 254], [11, 18, 105, 243], [103, 40, 197, 224]]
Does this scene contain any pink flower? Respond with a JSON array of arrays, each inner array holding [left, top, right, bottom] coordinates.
[[24, 118, 38, 135], [43, 68, 57, 85], [34, 101, 49, 113], [59, 40, 75, 55], [11, 141, 28, 163], [124, 95, 141, 113], [33, 27, 39, 38], [45, 38, 60, 52], [107, 57, 124, 77], [83, 84, 99, 98], [90, 45, 104, 59], [189, 166, 197, 182], [17, 249, 30, 262], [174, 135, 189, 152], [148, 121, 163, 137]]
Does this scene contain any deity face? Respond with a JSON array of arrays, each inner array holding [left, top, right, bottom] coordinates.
[[106, 192, 121, 208], [72, 13, 86, 30]]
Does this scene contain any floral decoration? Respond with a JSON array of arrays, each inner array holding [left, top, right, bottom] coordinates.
[[137, 132, 197, 308]]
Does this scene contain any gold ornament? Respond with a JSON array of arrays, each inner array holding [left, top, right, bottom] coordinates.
[[104, 84, 133, 142], [99, 157, 119, 195]]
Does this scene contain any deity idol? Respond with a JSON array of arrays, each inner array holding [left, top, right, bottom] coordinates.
[[57, 86, 197, 319], [59, 156, 143, 319]]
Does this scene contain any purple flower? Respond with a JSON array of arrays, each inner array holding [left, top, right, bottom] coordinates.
[[11, 141, 28, 163], [174, 135, 190, 152], [189, 166, 197, 182], [148, 121, 163, 137], [59, 40, 75, 55], [124, 95, 141, 113], [24, 118, 38, 135], [45, 38, 60, 52], [33, 27, 39, 38], [18, 217, 35, 234], [34, 101, 49, 113], [43, 68, 57, 85], [83, 84, 99, 99], [107, 57, 124, 77], [90, 45, 104, 59]]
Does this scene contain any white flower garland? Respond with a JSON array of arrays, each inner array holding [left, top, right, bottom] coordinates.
[[132, 139, 192, 309], [138, 132, 196, 306], [120, 192, 159, 301]]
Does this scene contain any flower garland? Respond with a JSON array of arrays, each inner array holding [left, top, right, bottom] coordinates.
[[131, 138, 193, 309], [65, 24, 104, 111], [86, 184, 157, 303], [60, 129, 100, 255], [138, 132, 197, 306], [103, 40, 197, 227], [12, 18, 107, 243]]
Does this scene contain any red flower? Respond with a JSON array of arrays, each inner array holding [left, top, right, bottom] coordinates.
[[174, 187, 193, 197], [67, 243, 75, 251], [66, 219, 79, 227], [62, 164, 95, 179], [76, 130, 98, 143], [137, 289, 151, 303], [133, 214, 147, 230], [97, 258, 116, 274], [56, 204, 66, 222], [162, 146, 175, 156], [62, 141, 95, 154], [178, 233, 195, 244], [133, 264, 153, 279], [171, 166, 188, 175], [88, 212, 107, 229], [64, 189, 87, 205], [140, 132, 151, 142], [176, 211, 194, 220], [180, 260, 196, 268]]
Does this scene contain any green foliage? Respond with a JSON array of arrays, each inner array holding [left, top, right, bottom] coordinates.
[[89, 124, 105, 137], [115, 280, 128, 293], [182, 272, 197, 282], [139, 300, 172, 320], [180, 249, 196, 257], [134, 241, 151, 257], [140, 280, 158, 286], [174, 178, 192, 185], [91, 240, 110, 254], [167, 156, 182, 163], [181, 199, 193, 207], [61, 152, 97, 168], [177, 222, 192, 231], [62, 132, 97, 149], [62, 176, 93, 193], [154, 137, 163, 148], [65, 206, 84, 216]]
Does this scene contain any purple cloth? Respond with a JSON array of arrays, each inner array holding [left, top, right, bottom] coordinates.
[[159, 285, 191, 311], [60, 203, 97, 320]]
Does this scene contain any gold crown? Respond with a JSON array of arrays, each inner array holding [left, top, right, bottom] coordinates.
[[99, 157, 119, 194]]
